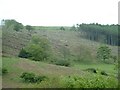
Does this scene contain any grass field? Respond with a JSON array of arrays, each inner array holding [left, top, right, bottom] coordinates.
[[2, 56, 84, 88], [2, 56, 118, 88], [74, 63, 116, 76]]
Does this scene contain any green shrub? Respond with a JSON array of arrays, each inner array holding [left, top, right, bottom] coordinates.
[[60, 27, 65, 30], [100, 71, 108, 76], [25, 25, 34, 31], [34, 76, 47, 83], [55, 60, 71, 67], [84, 68, 97, 73], [97, 45, 111, 62], [2, 68, 8, 75], [18, 48, 32, 58], [19, 36, 52, 61], [60, 75, 118, 88], [61, 75, 118, 88], [20, 72, 47, 83], [3, 19, 24, 31], [20, 72, 35, 83]]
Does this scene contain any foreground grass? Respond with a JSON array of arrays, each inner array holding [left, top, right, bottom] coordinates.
[[74, 63, 117, 75], [2, 56, 118, 88], [2, 56, 84, 88]]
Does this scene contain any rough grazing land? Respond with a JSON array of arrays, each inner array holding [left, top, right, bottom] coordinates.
[[2, 28, 118, 88]]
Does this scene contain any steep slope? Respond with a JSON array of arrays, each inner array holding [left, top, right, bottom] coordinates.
[[2, 28, 118, 63], [2, 29, 31, 56], [34, 30, 118, 63]]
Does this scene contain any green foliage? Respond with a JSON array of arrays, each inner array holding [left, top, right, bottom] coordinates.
[[20, 72, 47, 83], [70, 25, 77, 31], [2, 68, 8, 75], [25, 25, 33, 31], [78, 23, 118, 46], [60, 27, 65, 30], [26, 44, 47, 61], [18, 48, 32, 58], [100, 71, 108, 76], [84, 68, 97, 73], [20, 72, 35, 83], [3, 19, 24, 31], [55, 59, 71, 67], [60, 75, 118, 88], [110, 55, 117, 63], [14, 22, 24, 31], [114, 63, 118, 70], [2, 56, 118, 88], [19, 36, 51, 61], [78, 23, 118, 35], [97, 45, 111, 62]]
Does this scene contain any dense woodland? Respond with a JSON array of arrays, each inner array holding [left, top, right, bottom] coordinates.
[[77, 23, 119, 46]]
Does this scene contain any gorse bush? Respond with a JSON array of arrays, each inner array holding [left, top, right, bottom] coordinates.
[[84, 68, 97, 73], [20, 72, 47, 83], [0, 68, 8, 75], [100, 71, 108, 76], [18, 48, 32, 58], [2, 68, 8, 75], [20, 72, 35, 83], [25, 25, 34, 31], [55, 60, 71, 67], [19, 36, 52, 61], [60, 27, 65, 30], [3, 19, 24, 31], [60, 75, 118, 88], [97, 45, 111, 62]]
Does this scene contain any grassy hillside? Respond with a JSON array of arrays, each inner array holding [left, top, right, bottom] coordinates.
[[2, 29, 31, 56], [34, 29, 118, 63], [2, 56, 84, 88], [2, 26, 118, 58], [2, 26, 118, 88], [33, 26, 71, 31], [2, 56, 117, 88]]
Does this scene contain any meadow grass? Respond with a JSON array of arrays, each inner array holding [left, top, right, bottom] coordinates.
[[74, 63, 117, 75], [2, 56, 118, 88]]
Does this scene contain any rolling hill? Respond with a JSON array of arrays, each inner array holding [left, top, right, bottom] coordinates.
[[2, 26, 118, 88]]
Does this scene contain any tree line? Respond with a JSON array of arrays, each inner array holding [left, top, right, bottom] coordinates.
[[1, 19, 34, 31], [76, 23, 119, 46]]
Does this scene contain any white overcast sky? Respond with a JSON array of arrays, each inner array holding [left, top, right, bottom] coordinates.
[[0, 0, 119, 26]]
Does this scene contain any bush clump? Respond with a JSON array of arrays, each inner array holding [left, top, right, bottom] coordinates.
[[18, 48, 32, 58], [84, 68, 97, 73], [2, 68, 8, 75], [97, 45, 111, 62], [55, 60, 71, 67], [60, 75, 118, 88], [19, 36, 52, 61], [20, 72, 47, 83], [101, 71, 108, 76]]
